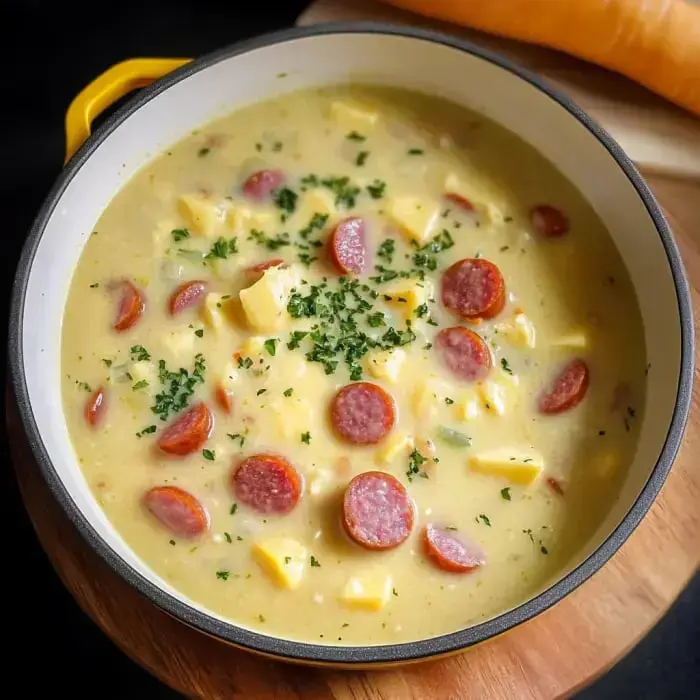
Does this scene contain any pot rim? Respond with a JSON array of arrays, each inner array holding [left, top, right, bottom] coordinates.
[[8, 21, 695, 665]]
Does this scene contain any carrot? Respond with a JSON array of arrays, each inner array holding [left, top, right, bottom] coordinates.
[[381, 0, 700, 117]]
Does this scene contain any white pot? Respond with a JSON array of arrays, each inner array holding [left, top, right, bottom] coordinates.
[[9, 23, 694, 665]]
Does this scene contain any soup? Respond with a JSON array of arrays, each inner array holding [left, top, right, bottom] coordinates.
[[61, 87, 645, 645]]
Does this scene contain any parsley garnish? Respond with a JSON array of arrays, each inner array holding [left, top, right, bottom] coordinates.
[[89, 282, 99, 288], [229, 503, 238, 515], [355, 151, 369, 166], [205, 236, 238, 260], [407, 148, 424, 155], [301, 431, 311, 444], [272, 187, 298, 218], [194, 328, 204, 338], [171, 228, 190, 242], [477, 514, 492, 527], [102, 358, 113, 368], [151, 353, 206, 421], [237, 356, 254, 370], [135, 425, 156, 438], [202, 449, 215, 461], [198, 147, 211, 157], [227, 433, 246, 448], [501, 487, 512, 501], [310, 555, 321, 567], [501, 358, 513, 375], [287, 331, 308, 350], [283, 387, 294, 397], [406, 448, 428, 482], [366, 311, 386, 327], [444, 397, 454, 405], [216, 570, 230, 581], [130, 345, 151, 362], [132, 379, 149, 391], [224, 532, 232, 543], [415, 303, 429, 318], [366, 179, 386, 199], [256, 388, 267, 396], [377, 239, 395, 264], [264, 338, 278, 357], [346, 131, 366, 141], [392, 588, 399, 597], [249, 228, 291, 250]]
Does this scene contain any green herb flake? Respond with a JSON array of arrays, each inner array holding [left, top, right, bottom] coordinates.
[[272, 187, 298, 217], [366, 311, 386, 327], [227, 433, 246, 448], [444, 397, 454, 405], [256, 388, 267, 396], [151, 353, 206, 421], [377, 239, 395, 264], [301, 431, 312, 444], [501, 487, 512, 501], [501, 358, 513, 375], [283, 387, 294, 397], [264, 338, 278, 357], [366, 179, 386, 199], [230, 503, 238, 515], [406, 448, 428, 482], [355, 151, 369, 166], [540, 545, 549, 555], [194, 328, 204, 338], [169, 539, 176, 546], [258, 614, 266, 623], [205, 236, 238, 260], [171, 228, 190, 242], [478, 514, 492, 527], [102, 358, 113, 368], [198, 147, 211, 157], [407, 148, 424, 155], [132, 379, 149, 391], [135, 425, 157, 438], [202, 449, 215, 461], [392, 587, 399, 597], [346, 131, 366, 141], [237, 356, 254, 370], [216, 570, 230, 581], [310, 555, 321, 567], [130, 345, 151, 362], [284, 556, 292, 565], [89, 282, 99, 289]]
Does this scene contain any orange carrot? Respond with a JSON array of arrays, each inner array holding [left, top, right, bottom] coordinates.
[[381, 0, 700, 117]]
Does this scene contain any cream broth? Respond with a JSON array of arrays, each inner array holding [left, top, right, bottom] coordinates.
[[61, 87, 646, 645]]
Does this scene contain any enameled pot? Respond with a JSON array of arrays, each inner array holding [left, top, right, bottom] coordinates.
[[9, 23, 694, 666]]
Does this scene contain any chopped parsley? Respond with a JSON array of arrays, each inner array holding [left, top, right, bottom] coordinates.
[[205, 236, 238, 260], [501, 487, 512, 501], [223, 532, 233, 543], [75, 380, 92, 392], [284, 556, 292, 565], [303, 174, 361, 209], [355, 151, 369, 166], [287, 331, 308, 350], [151, 353, 206, 421], [366, 311, 386, 327], [346, 131, 366, 141], [392, 587, 399, 597], [171, 228, 190, 242], [135, 425, 156, 438], [377, 239, 395, 264], [407, 148, 424, 155], [444, 397, 454, 405], [198, 147, 211, 157], [264, 338, 278, 356], [102, 358, 113, 368], [216, 570, 230, 581], [541, 545, 549, 555], [169, 539, 176, 546], [301, 431, 311, 444], [202, 449, 215, 461], [406, 448, 428, 482], [258, 614, 266, 623], [310, 555, 321, 567], [256, 388, 267, 396], [230, 503, 238, 515], [89, 282, 99, 289], [272, 187, 298, 218], [237, 356, 254, 370], [194, 328, 204, 338], [501, 358, 513, 375], [415, 303, 429, 318], [249, 228, 291, 250], [132, 379, 149, 391], [366, 179, 386, 199], [227, 433, 246, 448], [283, 387, 294, 397], [477, 514, 492, 527], [130, 345, 151, 362]]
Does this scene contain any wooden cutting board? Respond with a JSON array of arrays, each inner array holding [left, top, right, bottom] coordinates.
[[8, 4, 700, 698]]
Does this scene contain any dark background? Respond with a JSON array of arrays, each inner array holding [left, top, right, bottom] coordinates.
[[3, 1, 698, 697]]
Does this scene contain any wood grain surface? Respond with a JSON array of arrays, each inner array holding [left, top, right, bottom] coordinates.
[[8, 4, 700, 698]]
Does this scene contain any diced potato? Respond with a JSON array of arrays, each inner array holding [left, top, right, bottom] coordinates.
[[478, 380, 507, 416], [178, 193, 225, 238], [269, 396, 313, 442], [484, 202, 505, 226], [162, 327, 195, 363], [308, 469, 335, 499], [239, 265, 300, 332], [220, 360, 239, 392], [375, 432, 414, 466], [412, 376, 451, 421], [329, 100, 379, 131], [366, 348, 406, 384], [383, 279, 432, 320], [226, 203, 276, 236], [151, 220, 177, 254], [253, 537, 308, 589], [122, 360, 157, 411], [296, 189, 337, 220], [240, 336, 266, 357], [455, 390, 481, 422], [385, 196, 440, 246], [200, 293, 232, 332], [130, 360, 156, 387], [339, 570, 393, 611], [495, 312, 536, 349], [552, 329, 590, 350], [593, 449, 620, 478], [468, 447, 545, 485]]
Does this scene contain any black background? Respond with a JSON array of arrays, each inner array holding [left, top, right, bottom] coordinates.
[[4, 1, 698, 697]]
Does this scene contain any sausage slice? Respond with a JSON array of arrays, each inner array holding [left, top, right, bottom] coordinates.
[[538, 359, 590, 414], [423, 524, 486, 573], [157, 402, 213, 456], [143, 486, 209, 538], [330, 382, 395, 445], [232, 454, 302, 514], [435, 326, 492, 381], [441, 258, 505, 320]]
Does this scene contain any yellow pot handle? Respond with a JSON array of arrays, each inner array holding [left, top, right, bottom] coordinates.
[[64, 58, 191, 163]]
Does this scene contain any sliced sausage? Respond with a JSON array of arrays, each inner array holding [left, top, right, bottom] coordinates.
[[214, 383, 234, 414], [441, 258, 505, 320], [231, 454, 302, 514], [329, 217, 367, 274], [244, 258, 286, 283], [169, 280, 207, 315], [531, 205, 569, 238], [157, 402, 213, 456], [330, 382, 395, 445], [113, 281, 145, 332], [143, 486, 209, 538], [445, 192, 475, 212], [85, 387, 106, 427], [423, 524, 486, 573], [242, 169, 285, 201], [435, 326, 492, 381], [342, 471, 414, 550], [538, 359, 590, 414]]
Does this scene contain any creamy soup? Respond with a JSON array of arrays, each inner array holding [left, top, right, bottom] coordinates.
[[61, 86, 646, 645]]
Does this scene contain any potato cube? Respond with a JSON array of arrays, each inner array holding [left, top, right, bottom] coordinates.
[[339, 570, 393, 611], [468, 447, 544, 485], [366, 348, 406, 384], [385, 196, 440, 246], [178, 193, 225, 238], [329, 100, 379, 131], [162, 327, 195, 363], [375, 432, 414, 466], [552, 329, 590, 350], [253, 537, 308, 589], [239, 265, 299, 332], [478, 380, 507, 416]]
